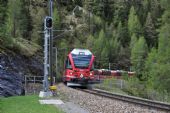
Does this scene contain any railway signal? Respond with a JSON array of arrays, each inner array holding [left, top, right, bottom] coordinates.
[[45, 16, 53, 29], [39, 0, 55, 98]]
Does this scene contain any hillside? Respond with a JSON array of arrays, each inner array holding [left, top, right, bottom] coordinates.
[[0, 0, 170, 98]]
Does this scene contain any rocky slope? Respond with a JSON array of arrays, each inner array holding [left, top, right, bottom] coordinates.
[[0, 51, 43, 97]]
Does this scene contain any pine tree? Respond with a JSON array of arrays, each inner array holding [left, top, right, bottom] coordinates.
[[160, 0, 170, 10], [74, 38, 82, 48], [105, 23, 114, 39], [0, 1, 7, 29], [110, 30, 121, 61], [131, 36, 148, 79], [143, 0, 170, 93], [94, 29, 105, 57], [141, 0, 150, 25], [93, 29, 106, 68], [150, 0, 161, 24], [113, 0, 130, 25], [19, 0, 32, 40], [92, 0, 114, 22], [128, 6, 142, 37], [92, 0, 105, 20], [30, 8, 46, 44], [143, 48, 157, 81], [144, 12, 157, 48], [101, 46, 109, 68], [6, 0, 22, 38], [116, 21, 123, 43], [0, 1, 9, 47], [86, 34, 94, 50], [130, 34, 138, 50], [156, 23, 170, 91], [116, 21, 130, 47], [103, 0, 115, 22], [93, 15, 102, 32], [3, 0, 23, 47]]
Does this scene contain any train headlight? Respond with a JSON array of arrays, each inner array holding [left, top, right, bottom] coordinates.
[[70, 72, 72, 75], [80, 74, 84, 78], [90, 72, 93, 76]]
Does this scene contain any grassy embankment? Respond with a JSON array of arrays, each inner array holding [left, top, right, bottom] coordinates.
[[0, 95, 63, 113], [95, 77, 170, 102]]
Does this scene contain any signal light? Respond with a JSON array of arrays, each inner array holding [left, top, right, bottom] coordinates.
[[45, 16, 52, 29]]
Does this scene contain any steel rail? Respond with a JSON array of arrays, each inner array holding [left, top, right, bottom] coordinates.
[[78, 88, 170, 111]]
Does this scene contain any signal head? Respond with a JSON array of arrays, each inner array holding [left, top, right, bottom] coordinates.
[[45, 16, 52, 29]]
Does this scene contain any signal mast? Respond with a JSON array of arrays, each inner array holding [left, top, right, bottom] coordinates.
[[39, 0, 56, 98]]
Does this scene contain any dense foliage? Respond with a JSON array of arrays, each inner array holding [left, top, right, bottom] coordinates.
[[0, 0, 170, 97]]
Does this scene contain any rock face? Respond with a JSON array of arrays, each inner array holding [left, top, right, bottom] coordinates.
[[0, 69, 24, 97], [0, 52, 43, 97]]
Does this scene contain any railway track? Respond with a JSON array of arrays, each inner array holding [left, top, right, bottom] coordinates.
[[78, 88, 170, 111]]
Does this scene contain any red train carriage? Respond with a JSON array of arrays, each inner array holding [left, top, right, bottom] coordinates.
[[63, 49, 99, 86]]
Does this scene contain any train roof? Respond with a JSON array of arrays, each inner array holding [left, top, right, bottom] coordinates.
[[71, 48, 92, 55]]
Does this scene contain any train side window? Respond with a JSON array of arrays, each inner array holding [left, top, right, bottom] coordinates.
[[65, 58, 72, 69]]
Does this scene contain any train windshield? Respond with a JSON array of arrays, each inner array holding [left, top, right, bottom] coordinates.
[[72, 54, 92, 69]]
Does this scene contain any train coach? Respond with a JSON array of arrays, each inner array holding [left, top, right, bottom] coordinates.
[[63, 48, 100, 86]]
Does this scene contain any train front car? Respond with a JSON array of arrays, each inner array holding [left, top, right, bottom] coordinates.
[[63, 49, 98, 86]]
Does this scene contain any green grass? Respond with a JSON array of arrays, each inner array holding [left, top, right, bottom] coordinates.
[[0, 95, 64, 113]]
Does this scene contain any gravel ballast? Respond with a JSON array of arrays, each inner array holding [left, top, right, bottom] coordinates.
[[57, 83, 169, 113]]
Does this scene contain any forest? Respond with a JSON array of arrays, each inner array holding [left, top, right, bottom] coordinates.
[[0, 0, 170, 100]]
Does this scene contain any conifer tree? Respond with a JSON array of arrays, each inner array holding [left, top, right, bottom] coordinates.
[[116, 21, 130, 47], [156, 23, 170, 91], [0, 1, 9, 46], [93, 15, 102, 32], [143, 0, 170, 92], [93, 29, 106, 68], [74, 38, 82, 48], [86, 34, 94, 50], [143, 48, 157, 81], [131, 36, 148, 79], [6, 0, 22, 38], [30, 8, 46, 44], [0, 1, 7, 31], [113, 0, 130, 25], [130, 34, 138, 50], [144, 12, 157, 48], [141, 0, 150, 25], [92, 0, 104, 20], [110, 30, 121, 61], [101, 46, 109, 68], [94, 29, 105, 58], [116, 22, 123, 41], [128, 6, 142, 37], [19, 0, 32, 40], [150, 0, 161, 23]]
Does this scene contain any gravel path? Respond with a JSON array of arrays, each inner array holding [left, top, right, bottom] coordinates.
[[56, 102, 90, 113], [57, 83, 169, 113]]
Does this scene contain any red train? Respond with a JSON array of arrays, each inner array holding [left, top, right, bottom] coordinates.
[[63, 49, 99, 86], [94, 69, 135, 79]]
